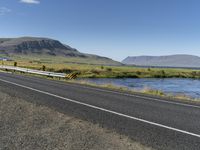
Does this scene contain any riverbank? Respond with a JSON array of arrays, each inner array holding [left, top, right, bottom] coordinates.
[[66, 79, 200, 103], [1, 67, 199, 103], [76, 78, 200, 99], [0, 88, 152, 150]]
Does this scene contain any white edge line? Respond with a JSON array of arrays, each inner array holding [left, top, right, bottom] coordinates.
[[66, 82, 200, 109], [1, 69, 200, 109], [0, 78, 200, 138]]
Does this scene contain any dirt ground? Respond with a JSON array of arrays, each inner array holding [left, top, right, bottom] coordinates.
[[0, 90, 152, 150]]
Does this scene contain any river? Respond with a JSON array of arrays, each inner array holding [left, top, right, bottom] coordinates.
[[78, 78, 200, 99]]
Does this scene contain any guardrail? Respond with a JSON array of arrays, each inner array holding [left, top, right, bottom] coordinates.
[[0, 65, 72, 78]]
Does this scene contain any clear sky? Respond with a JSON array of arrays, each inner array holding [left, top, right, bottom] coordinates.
[[0, 0, 200, 61]]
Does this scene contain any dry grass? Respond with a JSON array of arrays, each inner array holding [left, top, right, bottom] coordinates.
[[2, 55, 200, 78]]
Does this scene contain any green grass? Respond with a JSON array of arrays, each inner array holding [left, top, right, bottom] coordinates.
[[1, 54, 200, 79], [1, 65, 199, 103], [5, 54, 121, 65]]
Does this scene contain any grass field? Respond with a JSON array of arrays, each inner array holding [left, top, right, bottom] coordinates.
[[1, 54, 200, 79]]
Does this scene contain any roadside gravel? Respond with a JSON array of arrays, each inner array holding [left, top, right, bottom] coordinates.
[[0, 89, 152, 150]]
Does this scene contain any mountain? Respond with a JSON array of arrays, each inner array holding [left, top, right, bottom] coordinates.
[[122, 54, 200, 68], [0, 37, 121, 65], [0, 37, 81, 56]]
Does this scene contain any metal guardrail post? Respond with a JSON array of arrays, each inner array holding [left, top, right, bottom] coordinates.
[[0, 65, 77, 79]]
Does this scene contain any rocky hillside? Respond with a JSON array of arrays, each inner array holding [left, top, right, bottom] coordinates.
[[122, 54, 200, 68], [0, 37, 81, 56], [0, 37, 121, 65]]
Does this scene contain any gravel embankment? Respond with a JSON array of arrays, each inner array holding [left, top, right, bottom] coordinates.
[[0, 89, 152, 150]]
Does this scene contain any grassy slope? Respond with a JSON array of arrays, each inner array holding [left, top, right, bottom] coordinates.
[[5, 54, 122, 65]]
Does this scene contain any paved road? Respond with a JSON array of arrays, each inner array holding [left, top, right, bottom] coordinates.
[[0, 72, 200, 150]]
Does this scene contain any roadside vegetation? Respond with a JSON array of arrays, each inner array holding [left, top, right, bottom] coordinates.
[[1, 55, 200, 79], [2, 66, 198, 103], [1, 55, 200, 103]]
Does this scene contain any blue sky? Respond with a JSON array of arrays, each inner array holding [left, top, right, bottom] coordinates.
[[0, 0, 200, 61]]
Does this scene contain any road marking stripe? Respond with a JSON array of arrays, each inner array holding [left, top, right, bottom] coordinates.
[[65, 82, 200, 109], [1, 72, 200, 109], [0, 78, 200, 138]]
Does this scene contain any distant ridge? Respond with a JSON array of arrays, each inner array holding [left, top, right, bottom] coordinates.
[[122, 54, 200, 68], [0, 37, 121, 65]]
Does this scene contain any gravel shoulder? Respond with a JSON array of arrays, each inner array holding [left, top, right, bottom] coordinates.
[[0, 89, 152, 150]]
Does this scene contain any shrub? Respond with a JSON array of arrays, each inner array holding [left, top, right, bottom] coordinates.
[[42, 65, 46, 71], [57, 68, 72, 73], [47, 68, 55, 72], [136, 71, 141, 75], [14, 62, 17, 67], [106, 68, 112, 72], [90, 69, 101, 74]]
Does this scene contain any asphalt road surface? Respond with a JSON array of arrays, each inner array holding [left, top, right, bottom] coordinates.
[[0, 72, 200, 150]]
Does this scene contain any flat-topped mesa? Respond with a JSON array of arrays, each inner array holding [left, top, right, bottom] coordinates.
[[122, 54, 200, 68]]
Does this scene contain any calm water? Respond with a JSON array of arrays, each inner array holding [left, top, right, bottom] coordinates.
[[79, 78, 200, 99]]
